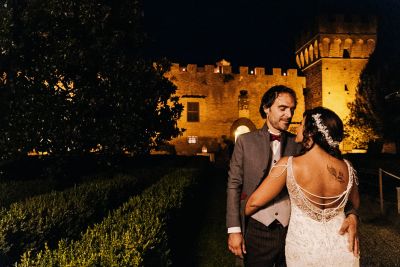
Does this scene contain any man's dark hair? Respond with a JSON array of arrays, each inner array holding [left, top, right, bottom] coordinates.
[[259, 85, 297, 119]]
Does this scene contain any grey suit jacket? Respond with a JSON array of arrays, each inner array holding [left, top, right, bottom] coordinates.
[[226, 124, 302, 234]]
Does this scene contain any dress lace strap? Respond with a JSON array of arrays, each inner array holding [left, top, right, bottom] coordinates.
[[269, 164, 288, 179]]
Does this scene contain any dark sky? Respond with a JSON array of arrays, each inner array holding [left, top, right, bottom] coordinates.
[[143, 0, 382, 70]]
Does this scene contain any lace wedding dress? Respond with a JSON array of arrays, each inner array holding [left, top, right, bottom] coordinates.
[[284, 156, 359, 267]]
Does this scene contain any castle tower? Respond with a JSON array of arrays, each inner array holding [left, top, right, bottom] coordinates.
[[295, 14, 377, 120]]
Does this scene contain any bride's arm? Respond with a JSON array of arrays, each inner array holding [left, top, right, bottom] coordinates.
[[245, 157, 289, 216]]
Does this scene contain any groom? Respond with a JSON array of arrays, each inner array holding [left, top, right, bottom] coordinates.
[[226, 85, 358, 266]]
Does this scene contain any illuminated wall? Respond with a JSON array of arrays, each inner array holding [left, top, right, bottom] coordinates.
[[164, 62, 305, 155], [165, 14, 378, 155], [296, 14, 377, 120]]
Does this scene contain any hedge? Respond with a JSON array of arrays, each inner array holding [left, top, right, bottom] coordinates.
[[18, 168, 199, 266], [0, 174, 142, 266], [0, 179, 57, 209]]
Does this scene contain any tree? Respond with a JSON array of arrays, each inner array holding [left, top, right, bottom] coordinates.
[[346, 60, 381, 149], [346, 1, 400, 150], [0, 0, 183, 163]]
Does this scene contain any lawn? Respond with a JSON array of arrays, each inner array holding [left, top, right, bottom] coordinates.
[[1, 154, 399, 266], [189, 154, 400, 267], [349, 153, 400, 266]]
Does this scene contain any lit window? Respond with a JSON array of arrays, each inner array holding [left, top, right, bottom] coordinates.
[[235, 125, 250, 142], [188, 136, 198, 144], [187, 102, 200, 122]]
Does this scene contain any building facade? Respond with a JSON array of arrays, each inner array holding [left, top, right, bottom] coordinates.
[[166, 14, 377, 155], [295, 14, 377, 119], [164, 63, 305, 155]]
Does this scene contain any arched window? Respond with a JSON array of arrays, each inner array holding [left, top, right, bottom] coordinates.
[[234, 125, 250, 142]]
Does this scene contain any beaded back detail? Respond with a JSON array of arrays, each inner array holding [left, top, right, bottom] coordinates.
[[286, 156, 355, 222]]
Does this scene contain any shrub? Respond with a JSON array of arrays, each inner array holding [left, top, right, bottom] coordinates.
[[18, 169, 199, 266], [0, 179, 57, 209], [0, 174, 141, 266]]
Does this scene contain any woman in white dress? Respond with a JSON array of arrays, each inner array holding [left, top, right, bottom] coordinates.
[[245, 107, 360, 267]]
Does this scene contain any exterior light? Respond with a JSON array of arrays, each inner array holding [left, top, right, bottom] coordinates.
[[250, 70, 254, 74], [201, 145, 208, 153], [384, 91, 400, 100], [283, 72, 287, 76]]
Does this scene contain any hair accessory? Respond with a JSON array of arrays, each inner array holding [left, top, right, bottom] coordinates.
[[311, 113, 340, 147]]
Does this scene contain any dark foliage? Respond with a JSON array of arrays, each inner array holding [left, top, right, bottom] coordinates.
[[347, 1, 400, 147], [0, 0, 183, 164]]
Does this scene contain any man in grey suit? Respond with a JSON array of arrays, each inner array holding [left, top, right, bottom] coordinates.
[[226, 85, 358, 266]]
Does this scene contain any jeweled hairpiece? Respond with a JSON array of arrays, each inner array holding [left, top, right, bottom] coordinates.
[[311, 113, 340, 147]]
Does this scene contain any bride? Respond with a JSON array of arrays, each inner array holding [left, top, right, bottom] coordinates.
[[245, 107, 360, 266]]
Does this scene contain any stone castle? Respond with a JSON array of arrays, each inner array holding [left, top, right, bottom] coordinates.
[[165, 14, 377, 155]]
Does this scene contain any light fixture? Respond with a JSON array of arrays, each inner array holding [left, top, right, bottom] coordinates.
[[384, 91, 400, 100]]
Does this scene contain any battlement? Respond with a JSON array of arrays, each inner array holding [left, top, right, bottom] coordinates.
[[294, 14, 377, 70], [169, 62, 299, 77], [296, 14, 377, 52]]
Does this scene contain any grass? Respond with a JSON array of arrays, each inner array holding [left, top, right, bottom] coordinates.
[[348, 154, 400, 264], [194, 167, 235, 267], [338, 153, 400, 266], [165, 165, 236, 267], [2, 154, 399, 266], [189, 154, 400, 267], [359, 195, 400, 266]]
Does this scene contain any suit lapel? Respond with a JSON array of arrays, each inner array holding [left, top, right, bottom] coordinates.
[[280, 131, 288, 156], [257, 124, 271, 184]]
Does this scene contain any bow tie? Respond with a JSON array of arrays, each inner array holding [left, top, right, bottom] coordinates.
[[270, 133, 281, 142]]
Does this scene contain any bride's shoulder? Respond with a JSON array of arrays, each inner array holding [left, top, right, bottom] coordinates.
[[292, 154, 306, 163], [277, 156, 290, 164]]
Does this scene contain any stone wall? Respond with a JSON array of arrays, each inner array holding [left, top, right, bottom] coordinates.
[[303, 61, 322, 110], [165, 64, 306, 155], [321, 58, 369, 119]]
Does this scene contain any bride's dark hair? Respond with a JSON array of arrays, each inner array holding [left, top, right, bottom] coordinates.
[[300, 107, 343, 159]]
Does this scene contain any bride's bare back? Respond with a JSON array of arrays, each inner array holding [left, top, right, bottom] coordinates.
[[292, 151, 350, 209]]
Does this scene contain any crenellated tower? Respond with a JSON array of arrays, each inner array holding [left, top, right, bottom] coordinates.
[[295, 14, 377, 120]]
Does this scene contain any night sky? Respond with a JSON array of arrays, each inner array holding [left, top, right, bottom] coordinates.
[[143, 0, 389, 70]]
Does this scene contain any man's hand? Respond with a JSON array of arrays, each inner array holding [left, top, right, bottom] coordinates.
[[339, 214, 359, 256], [228, 233, 246, 258]]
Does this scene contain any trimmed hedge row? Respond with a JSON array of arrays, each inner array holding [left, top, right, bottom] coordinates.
[[0, 174, 142, 266], [0, 179, 57, 209], [18, 168, 199, 266]]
